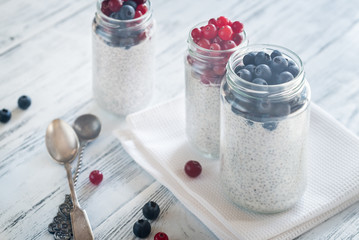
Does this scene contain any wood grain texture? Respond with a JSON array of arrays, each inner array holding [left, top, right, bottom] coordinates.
[[0, 0, 359, 239]]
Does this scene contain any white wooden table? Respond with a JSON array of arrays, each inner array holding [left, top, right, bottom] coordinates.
[[1, 0, 359, 239]]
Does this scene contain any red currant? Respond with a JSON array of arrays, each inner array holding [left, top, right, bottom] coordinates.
[[89, 170, 103, 185], [218, 25, 233, 41], [197, 38, 211, 49], [216, 16, 229, 28], [134, 0, 146, 4], [222, 40, 236, 50], [154, 232, 169, 240], [191, 28, 202, 41], [232, 33, 243, 45], [184, 160, 202, 178], [134, 10, 143, 18], [209, 43, 221, 51], [108, 0, 122, 12], [136, 4, 148, 14], [212, 36, 223, 45], [208, 18, 218, 28], [202, 24, 217, 40], [232, 21, 244, 33], [101, 0, 112, 16]]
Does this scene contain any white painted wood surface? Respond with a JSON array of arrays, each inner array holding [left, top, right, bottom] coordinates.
[[1, 0, 359, 239]]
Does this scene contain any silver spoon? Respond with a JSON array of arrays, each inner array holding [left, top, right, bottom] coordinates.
[[72, 114, 101, 186], [46, 119, 94, 240]]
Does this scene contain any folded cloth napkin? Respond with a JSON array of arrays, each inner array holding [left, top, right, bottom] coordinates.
[[115, 96, 359, 240]]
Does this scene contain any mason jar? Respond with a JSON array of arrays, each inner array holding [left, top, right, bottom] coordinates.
[[220, 44, 311, 213], [92, 0, 155, 115], [185, 23, 248, 159]]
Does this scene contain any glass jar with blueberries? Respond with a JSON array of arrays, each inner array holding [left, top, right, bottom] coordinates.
[[185, 17, 248, 159], [92, 0, 155, 115], [220, 44, 311, 213]]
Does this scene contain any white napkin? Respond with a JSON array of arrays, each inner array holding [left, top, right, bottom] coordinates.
[[114, 96, 359, 240]]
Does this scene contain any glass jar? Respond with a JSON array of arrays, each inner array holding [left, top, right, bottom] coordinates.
[[185, 23, 248, 159], [92, 0, 155, 115], [220, 44, 311, 213]]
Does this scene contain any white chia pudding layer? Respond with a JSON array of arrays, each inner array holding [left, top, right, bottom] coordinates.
[[185, 69, 222, 159], [220, 102, 310, 213], [92, 33, 155, 115]]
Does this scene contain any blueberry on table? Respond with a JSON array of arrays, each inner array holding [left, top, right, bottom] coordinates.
[[270, 50, 282, 59], [142, 201, 160, 220], [254, 64, 272, 80], [0, 109, 11, 123], [17, 95, 31, 110], [254, 51, 271, 65], [236, 69, 252, 82], [119, 5, 135, 20], [133, 219, 151, 238], [243, 52, 256, 65]]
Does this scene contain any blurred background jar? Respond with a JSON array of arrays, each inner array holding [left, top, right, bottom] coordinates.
[[92, 0, 155, 115], [220, 44, 311, 213], [185, 18, 247, 159]]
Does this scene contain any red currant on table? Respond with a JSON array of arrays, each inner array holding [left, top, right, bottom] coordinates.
[[184, 160, 202, 178], [154, 232, 169, 240], [218, 25, 233, 41], [89, 170, 103, 185]]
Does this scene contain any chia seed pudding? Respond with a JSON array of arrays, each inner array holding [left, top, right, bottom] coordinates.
[[185, 17, 247, 159], [220, 45, 311, 213], [92, 0, 155, 115]]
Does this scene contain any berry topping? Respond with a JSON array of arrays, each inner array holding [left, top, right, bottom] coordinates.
[[18, 95, 32, 110], [134, 10, 143, 18], [216, 16, 230, 28], [101, 0, 112, 16], [154, 232, 169, 240], [270, 50, 282, 59], [254, 52, 271, 65], [277, 71, 294, 84], [133, 219, 151, 238], [123, 0, 137, 9], [243, 52, 255, 65], [108, 0, 123, 12], [254, 64, 272, 80], [197, 38, 211, 49], [0, 109, 11, 123], [184, 160, 202, 178], [136, 4, 148, 14], [202, 24, 217, 40], [89, 170, 103, 185], [209, 43, 221, 51], [208, 18, 218, 27], [142, 201, 160, 220], [271, 56, 288, 73], [191, 28, 202, 41], [232, 33, 243, 45], [222, 40, 236, 50], [119, 5, 135, 20], [236, 69, 252, 82], [218, 25, 233, 41]]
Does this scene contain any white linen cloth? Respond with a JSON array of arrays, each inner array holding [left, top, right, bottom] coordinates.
[[114, 96, 359, 240]]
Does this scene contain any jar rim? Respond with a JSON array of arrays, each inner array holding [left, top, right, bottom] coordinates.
[[187, 21, 248, 55], [96, 0, 152, 27], [226, 44, 305, 100]]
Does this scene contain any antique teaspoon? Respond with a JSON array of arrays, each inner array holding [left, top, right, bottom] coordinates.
[[46, 119, 94, 240]]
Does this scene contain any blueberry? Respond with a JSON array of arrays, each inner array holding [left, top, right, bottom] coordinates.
[[236, 69, 252, 82], [123, 0, 137, 9], [287, 64, 300, 77], [0, 109, 11, 123], [273, 103, 291, 117], [287, 59, 296, 66], [244, 64, 256, 75], [234, 64, 244, 73], [277, 71, 294, 84], [110, 11, 122, 20], [142, 201, 160, 220], [271, 56, 288, 73], [254, 64, 272, 80], [119, 5, 135, 20], [262, 122, 278, 131], [133, 219, 151, 238], [270, 50, 282, 59], [254, 51, 271, 65], [252, 78, 268, 85], [18, 95, 31, 110], [243, 52, 256, 65], [256, 100, 272, 114]]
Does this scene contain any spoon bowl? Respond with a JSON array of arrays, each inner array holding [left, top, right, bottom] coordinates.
[[45, 119, 79, 164]]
